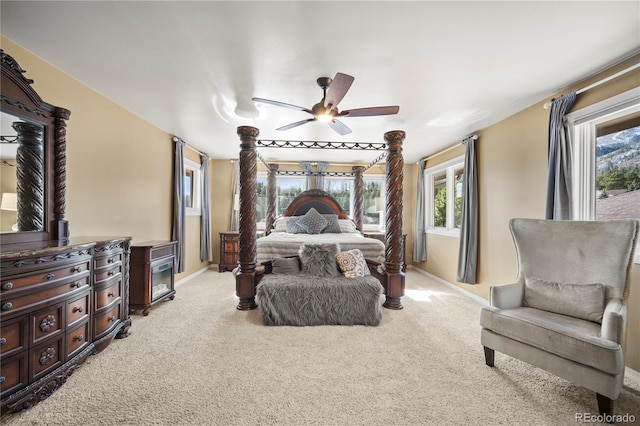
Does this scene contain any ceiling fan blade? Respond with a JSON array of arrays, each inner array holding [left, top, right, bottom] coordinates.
[[324, 73, 354, 109], [328, 119, 352, 136], [252, 97, 313, 115], [340, 106, 400, 117], [276, 118, 316, 131]]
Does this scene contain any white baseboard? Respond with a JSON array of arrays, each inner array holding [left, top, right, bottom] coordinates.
[[408, 265, 488, 306], [626, 367, 640, 385], [175, 265, 212, 288]]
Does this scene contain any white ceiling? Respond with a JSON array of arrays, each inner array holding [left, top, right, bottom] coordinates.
[[1, 1, 639, 164]]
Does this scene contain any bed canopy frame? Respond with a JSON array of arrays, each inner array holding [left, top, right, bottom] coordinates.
[[235, 126, 406, 311]]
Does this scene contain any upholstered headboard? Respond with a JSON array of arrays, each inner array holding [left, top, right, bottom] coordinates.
[[282, 189, 349, 219]]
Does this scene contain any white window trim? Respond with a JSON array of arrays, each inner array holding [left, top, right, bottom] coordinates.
[[567, 86, 640, 263], [184, 158, 201, 217], [424, 155, 464, 237]]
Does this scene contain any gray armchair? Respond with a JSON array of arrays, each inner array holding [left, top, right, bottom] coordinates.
[[480, 218, 638, 417]]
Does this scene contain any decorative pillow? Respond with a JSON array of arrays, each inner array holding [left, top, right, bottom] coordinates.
[[336, 249, 371, 278], [297, 208, 328, 234], [298, 243, 341, 277], [322, 214, 342, 233], [271, 257, 300, 275], [286, 217, 305, 234], [272, 217, 289, 233], [338, 219, 357, 233], [523, 277, 605, 323]]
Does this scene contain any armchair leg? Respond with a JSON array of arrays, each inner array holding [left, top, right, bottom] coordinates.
[[596, 394, 613, 420], [483, 346, 495, 367]]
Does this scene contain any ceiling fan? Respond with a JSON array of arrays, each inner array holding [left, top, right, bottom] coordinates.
[[251, 72, 399, 136]]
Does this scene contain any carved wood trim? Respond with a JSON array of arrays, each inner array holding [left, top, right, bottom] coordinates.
[[352, 166, 364, 231]]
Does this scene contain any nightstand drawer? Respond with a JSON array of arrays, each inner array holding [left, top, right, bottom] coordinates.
[[95, 279, 121, 310], [66, 291, 90, 329], [66, 321, 90, 359], [0, 315, 28, 358], [0, 351, 28, 398]]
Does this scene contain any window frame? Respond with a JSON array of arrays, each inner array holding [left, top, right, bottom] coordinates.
[[424, 155, 465, 237], [362, 174, 386, 232], [183, 158, 201, 217], [568, 86, 640, 263]]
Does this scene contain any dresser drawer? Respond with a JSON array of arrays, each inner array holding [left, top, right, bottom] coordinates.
[[0, 275, 90, 318], [93, 252, 122, 270], [94, 279, 121, 310], [94, 264, 122, 285], [66, 321, 90, 360], [66, 291, 90, 329], [1, 260, 90, 294], [93, 302, 121, 338], [30, 335, 64, 381], [31, 303, 64, 346], [0, 351, 28, 398], [0, 315, 28, 358]]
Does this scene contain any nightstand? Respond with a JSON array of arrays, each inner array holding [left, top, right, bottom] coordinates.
[[219, 232, 239, 272], [363, 232, 407, 271]]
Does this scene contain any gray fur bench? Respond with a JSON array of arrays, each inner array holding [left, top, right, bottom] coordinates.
[[256, 273, 383, 326]]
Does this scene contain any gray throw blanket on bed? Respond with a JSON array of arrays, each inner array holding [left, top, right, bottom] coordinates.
[[256, 274, 383, 326]]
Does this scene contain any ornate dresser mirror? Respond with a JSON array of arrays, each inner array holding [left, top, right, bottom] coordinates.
[[0, 49, 70, 245]]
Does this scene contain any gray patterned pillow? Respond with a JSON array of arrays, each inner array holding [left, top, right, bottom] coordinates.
[[322, 214, 342, 233], [338, 219, 357, 233], [297, 208, 328, 234], [299, 243, 341, 277], [286, 217, 305, 234]]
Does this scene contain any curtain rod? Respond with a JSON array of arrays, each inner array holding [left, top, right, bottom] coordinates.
[[172, 136, 207, 157], [543, 63, 640, 109], [419, 134, 477, 163]]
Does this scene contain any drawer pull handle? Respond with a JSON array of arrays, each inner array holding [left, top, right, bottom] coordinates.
[[75, 334, 84, 342], [0, 338, 6, 346], [71, 281, 81, 288], [1, 302, 12, 311], [108, 292, 115, 297], [108, 258, 115, 264], [45, 273, 55, 280], [72, 266, 81, 273], [73, 306, 83, 313], [0, 377, 4, 385], [1, 282, 13, 291], [108, 271, 115, 276], [109, 316, 117, 322]]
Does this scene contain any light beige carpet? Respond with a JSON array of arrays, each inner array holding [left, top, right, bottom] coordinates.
[[3, 268, 639, 426]]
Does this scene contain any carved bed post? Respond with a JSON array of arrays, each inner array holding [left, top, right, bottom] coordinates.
[[236, 126, 259, 310], [352, 166, 364, 232], [383, 130, 405, 310], [265, 163, 279, 235]]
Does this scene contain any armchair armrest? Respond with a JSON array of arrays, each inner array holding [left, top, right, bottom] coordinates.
[[600, 298, 627, 344], [489, 282, 524, 309]]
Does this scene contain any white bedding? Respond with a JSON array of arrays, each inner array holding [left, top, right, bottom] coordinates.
[[256, 232, 385, 264]]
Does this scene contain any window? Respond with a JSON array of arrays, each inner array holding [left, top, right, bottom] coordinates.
[[184, 158, 201, 216], [277, 177, 305, 215], [324, 177, 353, 216], [569, 87, 640, 262], [362, 175, 385, 231], [424, 156, 464, 236], [256, 173, 267, 224]]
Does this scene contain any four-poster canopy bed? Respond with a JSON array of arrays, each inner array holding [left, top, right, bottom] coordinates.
[[234, 126, 406, 311]]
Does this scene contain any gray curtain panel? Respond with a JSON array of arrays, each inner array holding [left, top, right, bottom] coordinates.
[[200, 154, 211, 262], [230, 160, 240, 231], [456, 137, 478, 284], [545, 91, 577, 220], [171, 138, 185, 273], [316, 162, 330, 189], [413, 159, 427, 262], [299, 161, 313, 189]]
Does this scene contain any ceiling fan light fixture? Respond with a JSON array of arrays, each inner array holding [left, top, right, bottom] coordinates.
[[316, 113, 333, 123]]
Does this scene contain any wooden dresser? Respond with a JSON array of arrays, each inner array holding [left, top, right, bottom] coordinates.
[[0, 237, 131, 416]]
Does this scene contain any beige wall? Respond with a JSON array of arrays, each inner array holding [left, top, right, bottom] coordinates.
[[1, 36, 208, 280], [408, 54, 640, 371]]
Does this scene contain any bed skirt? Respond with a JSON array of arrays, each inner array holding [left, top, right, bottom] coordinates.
[[256, 274, 383, 326]]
